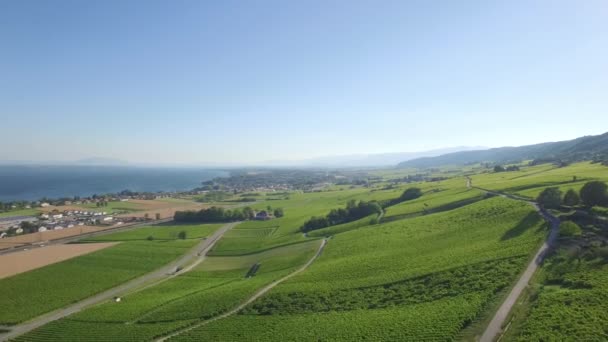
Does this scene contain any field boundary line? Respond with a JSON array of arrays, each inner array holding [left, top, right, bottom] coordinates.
[[155, 238, 328, 342]]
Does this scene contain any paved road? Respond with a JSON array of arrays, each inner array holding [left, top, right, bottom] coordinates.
[[156, 238, 327, 342], [476, 187, 560, 342], [0, 221, 239, 341]]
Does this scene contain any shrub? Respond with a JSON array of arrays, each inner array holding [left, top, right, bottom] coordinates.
[[536, 187, 562, 209], [562, 189, 580, 206], [559, 221, 582, 237], [177, 231, 187, 240], [580, 181, 608, 207]]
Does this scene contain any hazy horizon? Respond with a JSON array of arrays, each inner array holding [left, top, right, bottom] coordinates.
[[1, 1, 607, 164]]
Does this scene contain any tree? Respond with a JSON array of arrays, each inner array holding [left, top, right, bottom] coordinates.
[[400, 188, 423, 201], [580, 181, 608, 207], [536, 187, 562, 209], [177, 231, 187, 239], [242, 207, 255, 220], [563, 189, 580, 206], [273, 208, 284, 218], [559, 221, 582, 237], [494, 165, 506, 172]]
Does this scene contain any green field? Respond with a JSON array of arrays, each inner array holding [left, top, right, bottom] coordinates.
[[6, 161, 607, 341], [471, 162, 608, 200], [85, 223, 222, 241], [0, 223, 222, 325], [0, 208, 40, 218], [14, 240, 322, 341], [172, 197, 547, 341], [80, 200, 144, 213]]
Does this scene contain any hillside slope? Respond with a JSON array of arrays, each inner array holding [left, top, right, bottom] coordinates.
[[398, 132, 608, 168]]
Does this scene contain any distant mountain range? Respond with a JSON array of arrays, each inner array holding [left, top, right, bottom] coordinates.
[[264, 147, 486, 168], [398, 132, 608, 168]]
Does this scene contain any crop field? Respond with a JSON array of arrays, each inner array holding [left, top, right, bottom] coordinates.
[[80, 200, 144, 213], [471, 162, 608, 199], [0, 208, 40, 218], [14, 240, 321, 341], [224, 225, 278, 238], [172, 197, 548, 340], [306, 213, 377, 237], [513, 263, 608, 341], [209, 186, 403, 256], [384, 186, 486, 221], [0, 223, 221, 325], [85, 223, 222, 241]]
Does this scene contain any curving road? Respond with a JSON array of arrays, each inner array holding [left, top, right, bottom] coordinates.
[[476, 187, 560, 342], [0, 221, 239, 342], [156, 238, 327, 342]]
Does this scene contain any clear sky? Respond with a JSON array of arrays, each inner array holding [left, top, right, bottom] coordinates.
[[1, 0, 607, 165]]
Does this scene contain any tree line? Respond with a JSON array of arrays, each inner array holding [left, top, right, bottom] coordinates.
[[301, 187, 423, 233], [537, 181, 608, 209], [174, 206, 284, 223]]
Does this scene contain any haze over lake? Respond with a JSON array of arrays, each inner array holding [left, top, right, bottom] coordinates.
[[0, 166, 226, 202]]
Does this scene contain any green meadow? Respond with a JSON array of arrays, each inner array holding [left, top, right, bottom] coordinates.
[[5, 161, 608, 341]]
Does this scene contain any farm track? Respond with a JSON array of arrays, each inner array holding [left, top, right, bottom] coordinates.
[[475, 187, 560, 342], [155, 238, 327, 342], [0, 221, 240, 342]]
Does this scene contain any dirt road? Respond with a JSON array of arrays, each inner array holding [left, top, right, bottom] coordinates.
[[156, 238, 327, 342], [0, 221, 239, 342], [476, 187, 560, 342]]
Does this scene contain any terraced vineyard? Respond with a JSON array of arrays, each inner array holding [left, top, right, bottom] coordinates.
[[0, 223, 222, 325], [471, 162, 608, 199], [513, 262, 608, 341], [13, 240, 322, 341], [170, 197, 548, 341]]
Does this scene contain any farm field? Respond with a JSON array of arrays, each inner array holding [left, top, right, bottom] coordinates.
[[471, 162, 608, 200], [510, 262, 608, 341], [7, 162, 605, 341], [0, 208, 41, 218], [13, 240, 322, 341], [0, 242, 117, 279], [209, 186, 403, 256], [171, 197, 548, 341], [0, 223, 221, 325]]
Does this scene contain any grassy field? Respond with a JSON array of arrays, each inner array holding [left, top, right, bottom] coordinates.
[[80, 200, 144, 213], [0, 223, 222, 325], [85, 223, 222, 241], [208, 186, 403, 256], [471, 161, 608, 199], [14, 240, 322, 341], [9, 162, 608, 341], [0, 208, 40, 218], [172, 197, 547, 341]]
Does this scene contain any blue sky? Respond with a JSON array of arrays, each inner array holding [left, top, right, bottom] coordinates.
[[1, 0, 607, 165]]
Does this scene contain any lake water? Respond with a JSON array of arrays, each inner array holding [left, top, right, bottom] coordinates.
[[0, 165, 227, 202]]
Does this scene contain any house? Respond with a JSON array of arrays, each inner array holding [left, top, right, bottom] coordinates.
[[255, 211, 273, 220], [15, 228, 23, 234], [54, 226, 64, 230], [52, 214, 63, 219], [102, 216, 113, 222], [40, 202, 50, 207], [38, 227, 47, 232], [40, 214, 50, 219]]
